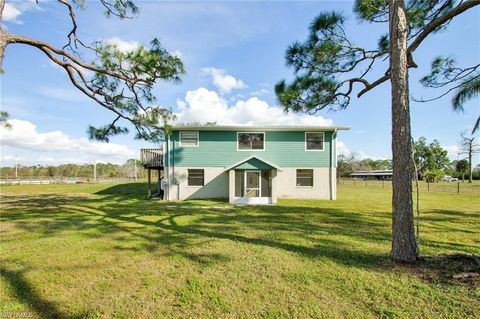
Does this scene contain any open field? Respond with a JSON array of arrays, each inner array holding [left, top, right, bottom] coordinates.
[[1, 182, 479, 318], [338, 178, 480, 195]]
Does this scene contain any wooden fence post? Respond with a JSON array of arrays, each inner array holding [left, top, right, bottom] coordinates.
[[457, 181, 460, 194]]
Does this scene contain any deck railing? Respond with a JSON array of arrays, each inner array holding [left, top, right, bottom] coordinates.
[[140, 148, 164, 167]]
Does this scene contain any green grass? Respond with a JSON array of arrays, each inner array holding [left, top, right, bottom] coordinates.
[[1, 182, 479, 318]]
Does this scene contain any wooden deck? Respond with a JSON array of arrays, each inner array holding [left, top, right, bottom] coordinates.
[[140, 148, 164, 168], [140, 148, 164, 199]]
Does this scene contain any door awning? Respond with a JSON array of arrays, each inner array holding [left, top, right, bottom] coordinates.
[[224, 155, 281, 172]]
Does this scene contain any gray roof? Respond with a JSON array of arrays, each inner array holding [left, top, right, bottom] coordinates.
[[223, 155, 282, 172], [171, 125, 350, 131], [350, 170, 393, 176]]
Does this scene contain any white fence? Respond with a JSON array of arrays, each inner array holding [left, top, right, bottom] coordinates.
[[0, 177, 139, 185]]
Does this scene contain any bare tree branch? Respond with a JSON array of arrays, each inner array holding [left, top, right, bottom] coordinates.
[[3, 32, 142, 84]]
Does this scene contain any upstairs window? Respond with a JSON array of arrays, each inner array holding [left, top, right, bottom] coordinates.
[[305, 132, 324, 151], [238, 132, 265, 150], [188, 169, 204, 186], [180, 131, 199, 147], [296, 169, 314, 187]]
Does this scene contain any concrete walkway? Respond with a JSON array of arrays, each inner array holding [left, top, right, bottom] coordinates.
[[165, 205, 234, 209]]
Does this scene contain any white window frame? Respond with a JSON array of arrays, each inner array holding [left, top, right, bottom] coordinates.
[[305, 132, 325, 151], [179, 131, 199, 147], [296, 169, 314, 187], [187, 169, 204, 187], [237, 132, 265, 151]]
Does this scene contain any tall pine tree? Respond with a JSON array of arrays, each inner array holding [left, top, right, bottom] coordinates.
[[276, 0, 479, 262]]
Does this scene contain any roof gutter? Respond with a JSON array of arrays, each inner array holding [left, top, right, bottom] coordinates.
[[330, 129, 337, 200]]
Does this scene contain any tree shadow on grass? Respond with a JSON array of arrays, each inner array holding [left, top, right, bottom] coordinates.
[[3, 183, 479, 277], [2, 195, 391, 268], [95, 182, 150, 199], [0, 266, 87, 319], [397, 254, 480, 287], [2, 183, 479, 318]]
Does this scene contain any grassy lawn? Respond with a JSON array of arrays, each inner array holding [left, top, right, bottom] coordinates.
[[1, 182, 479, 318]]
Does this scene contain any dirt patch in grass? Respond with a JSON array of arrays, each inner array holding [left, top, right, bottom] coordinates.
[[394, 254, 480, 287]]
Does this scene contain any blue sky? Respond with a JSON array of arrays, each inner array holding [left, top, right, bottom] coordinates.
[[1, 0, 479, 166]]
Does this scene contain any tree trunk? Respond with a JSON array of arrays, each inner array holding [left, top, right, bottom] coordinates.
[[389, 0, 418, 263], [0, 0, 6, 69], [468, 149, 473, 183]]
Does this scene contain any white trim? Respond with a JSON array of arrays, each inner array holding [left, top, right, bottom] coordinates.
[[223, 155, 281, 172], [172, 125, 350, 131], [305, 131, 325, 152], [179, 131, 199, 147], [232, 197, 272, 205], [237, 131, 265, 151]]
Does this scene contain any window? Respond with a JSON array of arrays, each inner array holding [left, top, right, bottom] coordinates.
[[188, 169, 204, 186], [296, 169, 313, 187], [180, 131, 199, 147], [305, 132, 324, 151], [238, 132, 264, 150]]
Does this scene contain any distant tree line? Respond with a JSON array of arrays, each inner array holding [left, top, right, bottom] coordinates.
[[338, 135, 480, 182], [0, 159, 150, 180], [337, 157, 393, 179]]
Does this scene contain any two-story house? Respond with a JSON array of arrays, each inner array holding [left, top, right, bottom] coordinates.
[[142, 125, 349, 204]]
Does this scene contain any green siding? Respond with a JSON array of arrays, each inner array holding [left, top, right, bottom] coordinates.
[[168, 130, 335, 168]]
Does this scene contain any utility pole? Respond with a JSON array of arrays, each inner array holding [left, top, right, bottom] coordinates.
[[15, 153, 18, 179], [93, 150, 97, 183], [134, 158, 138, 182]]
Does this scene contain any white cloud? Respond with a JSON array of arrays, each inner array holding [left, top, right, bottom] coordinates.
[[443, 145, 461, 160], [172, 50, 183, 58], [353, 151, 369, 161], [337, 141, 351, 157], [174, 87, 333, 126], [3, 3, 22, 23], [201, 67, 247, 94], [2, 0, 41, 24], [1, 154, 27, 162], [336, 141, 387, 161], [249, 89, 270, 97], [105, 37, 140, 53], [0, 119, 136, 164]]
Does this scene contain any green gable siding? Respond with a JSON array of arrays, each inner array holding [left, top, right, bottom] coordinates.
[[167, 130, 335, 168], [234, 158, 276, 170]]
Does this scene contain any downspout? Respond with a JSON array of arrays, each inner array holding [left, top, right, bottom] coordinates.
[[164, 134, 169, 201], [330, 129, 337, 200], [172, 133, 178, 200]]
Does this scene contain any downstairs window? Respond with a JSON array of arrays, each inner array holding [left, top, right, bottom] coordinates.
[[296, 169, 313, 187], [188, 169, 204, 186]]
